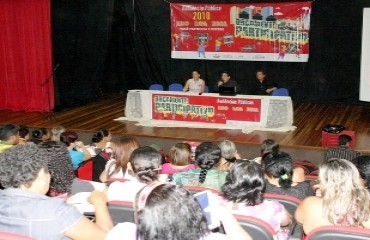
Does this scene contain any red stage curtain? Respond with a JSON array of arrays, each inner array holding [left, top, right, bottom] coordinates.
[[0, 0, 53, 112]]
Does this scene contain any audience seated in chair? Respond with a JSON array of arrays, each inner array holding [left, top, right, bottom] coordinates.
[[0, 143, 113, 240], [60, 131, 92, 169], [31, 128, 51, 144], [0, 124, 20, 152], [18, 125, 30, 145], [263, 151, 315, 200], [215, 140, 241, 172], [221, 160, 292, 240], [106, 183, 252, 240], [100, 136, 140, 182], [324, 134, 361, 162], [171, 141, 227, 191], [295, 159, 370, 235], [107, 146, 162, 202], [38, 141, 105, 197], [353, 155, 370, 191], [50, 125, 66, 142], [160, 142, 195, 175]]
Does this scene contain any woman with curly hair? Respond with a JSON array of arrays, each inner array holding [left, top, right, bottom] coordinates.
[[171, 142, 227, 191], [37, 141, 105, 196], [107, 146, 162, 202], [263, 151, 314, 200], [295, 158, 370, 234], [107, 183, 252, 240], [100, 136, 140, 182], [221, 160, 292, 240]]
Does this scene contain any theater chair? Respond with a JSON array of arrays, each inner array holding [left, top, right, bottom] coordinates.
[[262, 193, 304, 240], [305, 225, 370, 240], [108, 200, 135, 225], [168, 83, 183, 92], [233, 215, 275, 240], [149, 84, 164, 91], [0, 231, 35, 240]]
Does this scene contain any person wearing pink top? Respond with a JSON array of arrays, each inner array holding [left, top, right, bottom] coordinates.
[[160, 143, 196, 175]]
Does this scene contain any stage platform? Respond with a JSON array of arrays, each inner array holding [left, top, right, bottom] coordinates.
[[1, 93, 369, 165]]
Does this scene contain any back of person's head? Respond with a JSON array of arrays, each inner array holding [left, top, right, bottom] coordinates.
[[353, 155, 370, 191], [263, 151, 293, 189], [91, 129, 110, 143], [339, 134, 352, 146], [218, 140, 237, 160], [0, 124, 20, 142], [130, 146, 162, 183], [18, 125, 29, 139], [135, 183, 208, 240], [222, 160, 264, 206], [109, 136, 140, 177], [31, 128, 50, 143], [60, 131, 78, 146], [38, 141, 75, 195], [261, 138, 279, 156], [195, 142, 222, 184], [0, 143, 50, 189], [50, 125, 66, 142], [319, 158, 370, 226], [169, 142, 191, 166]]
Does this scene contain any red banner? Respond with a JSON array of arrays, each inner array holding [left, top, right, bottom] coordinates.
[[152, 93, 261, 124], [171, 2, 311, 62]]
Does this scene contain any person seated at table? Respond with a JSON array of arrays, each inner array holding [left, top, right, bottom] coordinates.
[[0, 124, 20, 152], [221, 160, 292, 240], [183, 70, 205, 93], [107, 146, 162, 202], [215, 71, 239, 93], [295, 158, 370, 235], [248, 70, 278, 95], [60, 131, 92, 169], [100, 136, 140, 182], [0, 143, 113, 240], [31, 127, 51, 144], [263, 151, 314, 200], [171, 141, 227, 191], [215, 140, 241, 172], [107, 183, 252, 240], [161, 142, 196, 175]]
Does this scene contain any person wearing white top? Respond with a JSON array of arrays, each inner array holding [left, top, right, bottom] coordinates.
[[183, 70, 206, 93]]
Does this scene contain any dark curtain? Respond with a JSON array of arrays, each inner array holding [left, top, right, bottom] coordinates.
[[0, 0, 53, 111], [52, 0, 114, 108]]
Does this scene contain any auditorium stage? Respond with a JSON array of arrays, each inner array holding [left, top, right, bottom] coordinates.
[[1, 93, 369, 165]]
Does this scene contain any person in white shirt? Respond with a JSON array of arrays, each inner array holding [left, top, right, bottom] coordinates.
[[183, 70, 206, 93]]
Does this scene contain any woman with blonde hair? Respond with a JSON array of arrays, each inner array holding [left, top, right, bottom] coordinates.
[[100, 136, 140, 182], [295, 158, 370, 234]]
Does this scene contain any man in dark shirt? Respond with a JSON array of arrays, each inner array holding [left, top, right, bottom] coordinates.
[[248, 70, 278, 95], [215, 71, 239, 93], [324, 134, 361, 162]]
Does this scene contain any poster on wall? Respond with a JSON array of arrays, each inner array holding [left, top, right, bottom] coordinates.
[[170, 2, 311, 62]]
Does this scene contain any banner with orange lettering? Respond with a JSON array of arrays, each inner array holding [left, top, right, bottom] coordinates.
[[170, 2, 311, 62], [152, 93, 261, 124]]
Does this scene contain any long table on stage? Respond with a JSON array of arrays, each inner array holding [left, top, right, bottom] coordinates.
[[124, 90, 294, 129]]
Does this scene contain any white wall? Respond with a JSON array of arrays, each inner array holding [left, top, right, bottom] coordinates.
[[360, 8, 370, 102]]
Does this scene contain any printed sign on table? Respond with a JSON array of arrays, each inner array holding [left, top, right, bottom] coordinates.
[[152, 93, 261, 124]]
